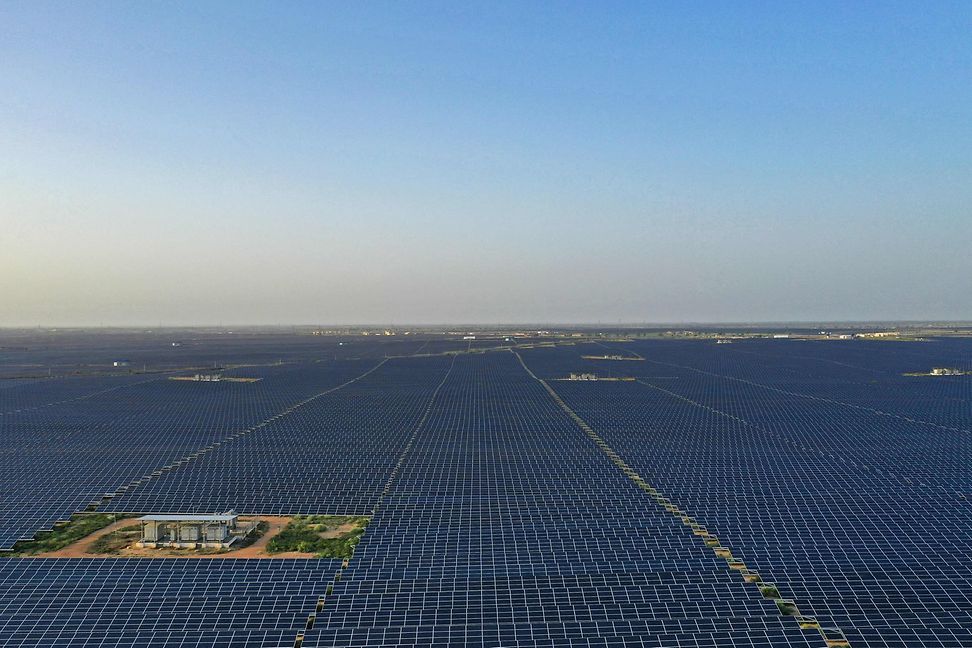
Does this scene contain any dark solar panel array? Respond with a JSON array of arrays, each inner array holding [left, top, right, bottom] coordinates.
[[2, 333, 970, 647], [0, 359, 378, 549], [0, 558, 341, 647], [524, 339, 972, 648], [103, 357, 455, 516], [304, 353, 820, 648], [0, 373, 155, 416], [0, 330, 421, 379]]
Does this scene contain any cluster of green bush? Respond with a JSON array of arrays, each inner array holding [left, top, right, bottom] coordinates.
[[88, 524, 142, 554], [267, 515, 369, 559], [5, 513, 132, 556]]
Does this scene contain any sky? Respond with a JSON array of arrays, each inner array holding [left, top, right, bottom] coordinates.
[[1, 1, 971, 326]]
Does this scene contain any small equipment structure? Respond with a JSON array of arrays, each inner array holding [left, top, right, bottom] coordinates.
[[190, 373, 224, 382], [930, 367, 968, 376], [137, 512, 255, 549], [168, 373, 262, 383]]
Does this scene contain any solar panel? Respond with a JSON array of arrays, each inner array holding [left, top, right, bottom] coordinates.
[[2, 332, 971, 646], [520, 339, 972, 647]]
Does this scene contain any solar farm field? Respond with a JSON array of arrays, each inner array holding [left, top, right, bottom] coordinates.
[[1, 331, 970, 647]]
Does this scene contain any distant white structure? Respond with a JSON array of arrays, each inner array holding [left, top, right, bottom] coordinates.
[[856, 331, 900, 338], [191, 373, 223, 382], [112, 360, 131, 367], [567, 373, 598, 381], [137, 512, 250, 548], [930, 367, 966, 376], [772, 334, 790, 339]]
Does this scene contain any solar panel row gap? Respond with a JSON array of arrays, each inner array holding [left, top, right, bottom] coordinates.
[[513, 350, 845, 648], [639, 355, 971, 437], [295, 356, 458, 648], [631, 379, 917, 492], [88, 359, 390, 516], [0, 374, 169, 418], [525, 339, 972, 646], [305, 351, 817, 647]]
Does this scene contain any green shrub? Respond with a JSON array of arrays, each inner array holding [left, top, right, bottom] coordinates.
[[4, 513, 134, 556], [88, 524, 141, 554], [266, 515, 369, 559]]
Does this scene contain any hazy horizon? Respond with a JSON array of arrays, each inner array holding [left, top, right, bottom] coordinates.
[[3, 2, 971, 326], [4, 319, 972, 331]]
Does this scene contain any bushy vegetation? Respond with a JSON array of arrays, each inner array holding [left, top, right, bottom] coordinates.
[[759, 584, 781, 599], [88, 524, 141, 554], [5, 513, 133, 556], [267, 515, 369, 559], [235, 521, 269, 549], [776, 600, 799, 616]]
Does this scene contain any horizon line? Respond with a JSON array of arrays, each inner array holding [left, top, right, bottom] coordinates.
[[3, 320, 972, 330]]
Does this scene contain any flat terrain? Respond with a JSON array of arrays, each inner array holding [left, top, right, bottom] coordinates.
[[1, 329, 971, 648], [30, 516, 303, 559], [19, 515, 369, 559]]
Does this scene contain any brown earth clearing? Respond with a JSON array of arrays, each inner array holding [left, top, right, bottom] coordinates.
[[30, 516, 315, 559]]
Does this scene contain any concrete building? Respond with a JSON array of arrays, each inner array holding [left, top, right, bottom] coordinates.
[[567, 373, 598, 381], [930, 367, 965, 376], [137, 513, 241, 548]]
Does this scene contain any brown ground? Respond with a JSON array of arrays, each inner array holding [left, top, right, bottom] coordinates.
[[321, 521, 360, 538], [32, 516, 316, 559]]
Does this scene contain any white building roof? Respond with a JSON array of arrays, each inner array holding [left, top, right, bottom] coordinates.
[[139, 514, 237, 522]]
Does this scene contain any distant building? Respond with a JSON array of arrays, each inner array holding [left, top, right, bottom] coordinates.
[[930, 367, 965, 376], [567, 373, 598, 381], [463, 335, 476, 340], [856, 331, 900, 339], [112, 360, 131, 367], [191, 373, 222, 382], [137, 513, 243, 548]]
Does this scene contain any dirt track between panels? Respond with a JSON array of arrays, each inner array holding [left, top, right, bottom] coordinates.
[[31, 516, 316, 559]]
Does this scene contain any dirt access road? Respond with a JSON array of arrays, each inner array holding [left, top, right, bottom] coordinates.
[[32, 516, 314, 559]]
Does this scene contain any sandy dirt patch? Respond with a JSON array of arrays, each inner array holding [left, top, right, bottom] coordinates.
[[31, 516, 316, 559]]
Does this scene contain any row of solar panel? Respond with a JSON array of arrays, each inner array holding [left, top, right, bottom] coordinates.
[[0, 358, 382, 548], [525, 340, 972, 648], [303, 352, 825, 647]]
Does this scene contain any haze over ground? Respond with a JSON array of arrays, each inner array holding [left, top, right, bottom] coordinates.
[[1, 2, 970, 326]]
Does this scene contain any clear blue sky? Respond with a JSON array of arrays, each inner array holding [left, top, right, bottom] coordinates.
[[2, 1, 970, 325]]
